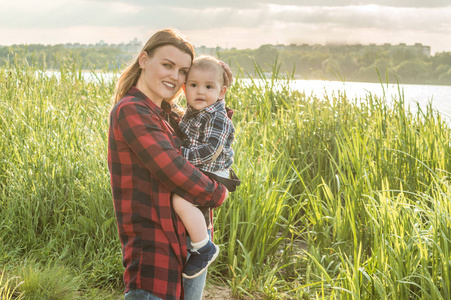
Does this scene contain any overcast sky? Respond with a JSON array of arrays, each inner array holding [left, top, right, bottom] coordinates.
[[1, 0, 450, 54]]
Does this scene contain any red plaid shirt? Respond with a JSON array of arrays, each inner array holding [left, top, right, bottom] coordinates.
[[108, 86, 227, 299]]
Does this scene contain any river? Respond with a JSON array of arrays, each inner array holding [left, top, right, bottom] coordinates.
[[241, 78, 451, 122], [50, 71, 451, 121], [289, 79, 451, 121]]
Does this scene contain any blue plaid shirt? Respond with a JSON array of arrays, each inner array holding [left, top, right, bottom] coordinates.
[[179, 100, 235, 173]]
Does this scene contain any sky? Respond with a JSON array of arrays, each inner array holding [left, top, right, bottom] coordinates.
[[1, 0, 451, 54]]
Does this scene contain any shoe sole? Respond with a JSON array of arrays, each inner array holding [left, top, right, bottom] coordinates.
[[182, 244, 220, 279]]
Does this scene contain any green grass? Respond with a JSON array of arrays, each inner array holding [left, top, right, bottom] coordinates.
[[0, 267, 23, 300], [16, 262, 81, 300], [1, 55, 450, 299]]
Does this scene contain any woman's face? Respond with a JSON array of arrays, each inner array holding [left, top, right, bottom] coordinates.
[[136, 45, 192, 106]]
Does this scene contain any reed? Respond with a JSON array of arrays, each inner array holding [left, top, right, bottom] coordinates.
[[0, 267, 23, 300], [1, 54, 450, 299]]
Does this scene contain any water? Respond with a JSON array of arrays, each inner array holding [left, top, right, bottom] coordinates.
[[46, 71, 451, 121], [242, 78, 451, 121], [289, 80, 451, 121]]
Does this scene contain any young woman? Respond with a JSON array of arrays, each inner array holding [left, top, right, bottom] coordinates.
[[108, 28, 230, 300]]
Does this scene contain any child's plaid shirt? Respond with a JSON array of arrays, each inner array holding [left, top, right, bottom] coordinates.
[[179, 100, 235, 173]]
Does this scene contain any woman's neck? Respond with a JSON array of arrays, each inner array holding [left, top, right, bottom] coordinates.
[[135, 82, 163, 107]]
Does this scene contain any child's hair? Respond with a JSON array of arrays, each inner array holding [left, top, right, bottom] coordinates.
[[189, 55, 225, 86], [113, 28, 194, 104], [176, 55, 226, 117]]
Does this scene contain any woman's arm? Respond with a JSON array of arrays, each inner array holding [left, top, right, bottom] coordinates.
[[115, 101, 227, 207]]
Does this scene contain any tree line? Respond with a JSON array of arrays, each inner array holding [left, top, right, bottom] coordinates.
[[0, 44, 133, 70], [217, 44, 451, 85], [1, 43, 451, 85]]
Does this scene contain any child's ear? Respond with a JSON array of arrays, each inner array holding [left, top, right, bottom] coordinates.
[[219, 86, 227, 100]]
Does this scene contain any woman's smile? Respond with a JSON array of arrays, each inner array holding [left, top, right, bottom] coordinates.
[[163, 81, 176, 89]]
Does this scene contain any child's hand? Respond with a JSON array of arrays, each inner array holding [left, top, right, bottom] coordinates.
[[220, 61, 233, 88]]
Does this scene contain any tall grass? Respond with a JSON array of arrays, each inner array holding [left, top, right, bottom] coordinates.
[[0, 56, 122, 298], [213, 63, 451, 298], [1, 54, 450, 299]]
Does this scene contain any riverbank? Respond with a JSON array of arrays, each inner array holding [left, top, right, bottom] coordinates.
[[42, 69, 451, 120]]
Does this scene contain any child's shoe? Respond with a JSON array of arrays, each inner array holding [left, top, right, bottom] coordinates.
[[183, 240, 219, 279]]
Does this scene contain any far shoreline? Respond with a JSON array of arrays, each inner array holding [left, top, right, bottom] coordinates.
[[38, 68, 451, 87]]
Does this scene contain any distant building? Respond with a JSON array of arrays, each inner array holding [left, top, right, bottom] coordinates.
[[63, 38, 142, 53], [61, 40, 431, 57], [194, 46, 224, 56], [96, 40, 107, 47], [414, 43, 431, 57], [123, 38, 141, 53]]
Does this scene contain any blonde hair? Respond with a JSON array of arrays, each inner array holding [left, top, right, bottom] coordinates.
[[189, 55, 225, 86], [113, 28, 195, 104]]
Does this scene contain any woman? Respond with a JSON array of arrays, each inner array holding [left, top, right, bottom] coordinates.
[[108, 28, 229, 300]]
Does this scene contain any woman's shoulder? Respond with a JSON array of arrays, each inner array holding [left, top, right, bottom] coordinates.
[[114, 95, 148, 112], [112, 96, 162, 124]]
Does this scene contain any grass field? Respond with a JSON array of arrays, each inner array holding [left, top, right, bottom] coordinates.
[[1, 56, 451, 299]]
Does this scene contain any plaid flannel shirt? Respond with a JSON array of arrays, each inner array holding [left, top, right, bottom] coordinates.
[[108, 86, 227, 300], [179, 100, 235, 173]]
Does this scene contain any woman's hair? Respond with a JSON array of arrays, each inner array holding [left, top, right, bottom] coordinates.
[[112, 28, 195, 104], [190, 55, 225, 86]]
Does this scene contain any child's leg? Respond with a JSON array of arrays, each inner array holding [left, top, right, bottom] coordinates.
[[172, 194, 219, 279], [172, 194, 208, 244]]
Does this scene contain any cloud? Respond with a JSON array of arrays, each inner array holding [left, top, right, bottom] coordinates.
[[266, 5, 451, 31], [2, 0, 449, 31], [0, 0, 103, 28], [1, 0, 450, 53], [85, 0, 451, 8]]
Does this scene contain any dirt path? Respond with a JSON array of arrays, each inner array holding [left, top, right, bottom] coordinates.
[[203, 284, 241, 299]]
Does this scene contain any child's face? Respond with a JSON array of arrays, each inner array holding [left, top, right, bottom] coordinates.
[[184, 67, 227, 111]]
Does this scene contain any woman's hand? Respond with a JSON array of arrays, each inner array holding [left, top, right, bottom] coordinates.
[[220, 61, 233, 88]]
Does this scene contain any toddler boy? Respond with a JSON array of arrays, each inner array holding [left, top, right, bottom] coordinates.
[[172, 55, 240, 279]]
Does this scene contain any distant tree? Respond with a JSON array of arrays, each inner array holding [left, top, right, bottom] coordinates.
[[433, 52, 451, 65], [438, 67, 451, 85], [1, 43, 450, 84], [255, 45, 278, 71], [390, 49, 416, 64], [394, 60, 429, 83], [358, 50, 378, 66], [433, 64, 451, 78], [322, 58, 343, 80], [340, 54, 360, 78], [356, 65, 379, 82]]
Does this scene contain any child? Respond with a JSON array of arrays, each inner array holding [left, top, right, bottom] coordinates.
[[172, 55, 240, 279]]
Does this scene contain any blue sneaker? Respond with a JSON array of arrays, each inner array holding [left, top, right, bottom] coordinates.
[[183, 240, 219, 279]]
